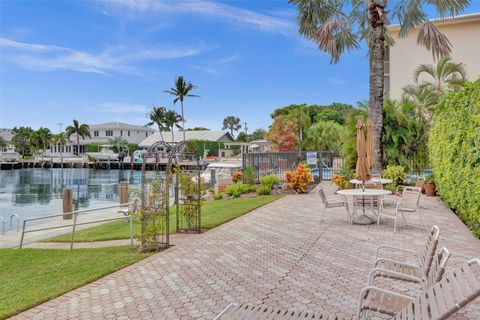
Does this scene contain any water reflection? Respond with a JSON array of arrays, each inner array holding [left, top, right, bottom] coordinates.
[[0, 168, 156, 221]]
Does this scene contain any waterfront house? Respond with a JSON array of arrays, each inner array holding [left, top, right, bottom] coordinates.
[[385, 12, 480, 99], [50, 122, 156, 155], [138, 130, 234, 149]]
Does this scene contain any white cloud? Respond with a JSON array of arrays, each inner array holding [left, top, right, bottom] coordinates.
[[0, 37, 214, 75], [189, 53, 241, 75], [102, 0, 296, 36]]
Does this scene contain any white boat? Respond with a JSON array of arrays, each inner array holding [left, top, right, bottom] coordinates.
[[86, 145, 118, 161], [199, 161, 242, 183], [0, 145, 20, 162]]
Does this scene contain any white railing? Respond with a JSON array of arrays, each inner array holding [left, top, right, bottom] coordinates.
[[19, 203, 133, 249]]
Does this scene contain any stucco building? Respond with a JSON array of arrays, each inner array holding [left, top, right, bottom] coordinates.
[[51, 122, 156, 155], [386, 12, 480, 99]]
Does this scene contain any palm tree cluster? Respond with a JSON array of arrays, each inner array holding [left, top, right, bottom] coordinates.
[[66, 119, 91, 155], [147, 106, 183, 143], [222, 116, 242, 137], [290, 0, 470, 171]]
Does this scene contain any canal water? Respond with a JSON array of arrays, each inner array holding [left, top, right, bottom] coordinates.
[[0, 168, 159, 222]]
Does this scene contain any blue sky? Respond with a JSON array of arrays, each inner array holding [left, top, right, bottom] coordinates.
[[1, 1, 479, 133]]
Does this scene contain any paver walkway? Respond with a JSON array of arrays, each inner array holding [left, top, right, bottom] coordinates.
[[11, 183, 480, 319]]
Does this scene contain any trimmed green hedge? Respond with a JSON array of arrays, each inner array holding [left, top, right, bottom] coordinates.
[[429, 80, 480, 237]]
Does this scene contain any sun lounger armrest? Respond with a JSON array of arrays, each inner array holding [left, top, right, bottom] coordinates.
[[375, 245, 418, 260], [373, 257, 419, 270], [368, 267, 422, 286], [213, 303, 238, 320]]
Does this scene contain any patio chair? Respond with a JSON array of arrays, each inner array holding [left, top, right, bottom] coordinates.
[[368, 247, 451, 291], [357, 258, 480, 319], [375, 225, 440, 275], [318, 187, 351, 224], [117, 198, 138, 222], [379, 187, 423, 232], [371, 173, 382, 179], [214, 259, 480, 320]]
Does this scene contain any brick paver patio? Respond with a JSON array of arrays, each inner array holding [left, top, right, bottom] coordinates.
[[11, 183, 480, 319]]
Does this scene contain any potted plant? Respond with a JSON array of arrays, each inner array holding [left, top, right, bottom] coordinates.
[[424, 174, 436, 196]]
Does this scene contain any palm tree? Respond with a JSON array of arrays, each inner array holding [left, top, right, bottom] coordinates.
[[164, 76, 199, 142], [147, 106, 167, 143], [402, 84, 440, 122], [65, 120, 90, 156], [290, 0, 469, 171], [52, 132, 68, 166], [222, 116, 242, 137], [108, 136, 128, 153], [413, 57, 466, 93], [287, 108, 310, 151], [30, 128, 52, 157], [164, 110, 183, 143]]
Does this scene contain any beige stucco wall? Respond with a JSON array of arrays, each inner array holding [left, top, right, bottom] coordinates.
[[388, 18, 480, 99]]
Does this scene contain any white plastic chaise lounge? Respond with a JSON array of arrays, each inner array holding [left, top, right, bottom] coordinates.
[[372, 225, 441, 287], [213, 259, 480, 320], [368, 247, 451, 291], [318, 187, 351, 224]]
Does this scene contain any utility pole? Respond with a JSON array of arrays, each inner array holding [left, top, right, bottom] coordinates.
[[58, 123, 63, 133], [243, 122, 248, 141]]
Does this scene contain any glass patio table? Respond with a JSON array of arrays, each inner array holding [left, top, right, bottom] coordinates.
[[349, 178, 393, 185], [337, 188, 392, 225]]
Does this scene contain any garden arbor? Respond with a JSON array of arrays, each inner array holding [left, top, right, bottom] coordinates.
[[138, 140, 202, 251]]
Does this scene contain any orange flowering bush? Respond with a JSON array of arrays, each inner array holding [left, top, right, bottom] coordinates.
[[332, 175, 349, 189], [285, 163, 312, 194], [231, 170, 243, 183]]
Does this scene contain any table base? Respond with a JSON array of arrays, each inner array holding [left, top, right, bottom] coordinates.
[[352, 214, 375, 225]]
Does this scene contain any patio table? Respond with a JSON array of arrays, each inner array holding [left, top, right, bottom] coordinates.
[[349, 178, 393, 185], [337, 189, 392, 225]]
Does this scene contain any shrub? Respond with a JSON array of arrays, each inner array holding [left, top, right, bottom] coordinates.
[[257, 185, 272, 196], [260, 174, 279, 189], [382, 165, 406, 191], [332, 175, 349, 189], [224, 183, 252, 197], [424, 173, 434, 184], [231, 170, 243, 183], [429, 80, 480, 237], [244, 165, 256, 185], [213, 193, 224, 200], [285, 163, 312, 194]]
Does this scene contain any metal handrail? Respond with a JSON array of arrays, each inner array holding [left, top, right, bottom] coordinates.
[[10, 214, 19, 232], [19, 202, 134, 249], [0, 217, 5, 235]]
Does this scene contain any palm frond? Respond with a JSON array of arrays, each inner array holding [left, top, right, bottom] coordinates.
[[394, 0, 426, 38], [417, 20, 452, 60], [414, 64, 436, 83], [426, 0, 470, 17]]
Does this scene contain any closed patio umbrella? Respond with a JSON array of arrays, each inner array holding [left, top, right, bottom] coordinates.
[[355, 120, 371, 185], [354, 120, 373, 224], [367, 120, 375, 169]]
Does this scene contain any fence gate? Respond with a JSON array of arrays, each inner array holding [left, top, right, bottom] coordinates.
[[174, 142, 202, 233], [242, 151, 339, 183]]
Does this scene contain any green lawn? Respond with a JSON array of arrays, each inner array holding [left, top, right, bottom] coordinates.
[[0, 246, 151, 319], [46, 195, 282, 242]]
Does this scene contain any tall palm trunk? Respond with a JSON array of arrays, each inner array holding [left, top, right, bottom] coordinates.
[[158, 126, 165, 143], [368, 0, 385, 172], [171, 126, 174, 143], [180, 100, 186, 142], [299, 126, 303, 151], [76, 134, 80, 156]]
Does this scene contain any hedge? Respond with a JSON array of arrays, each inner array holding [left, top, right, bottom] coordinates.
[[429, 80, 480, 237], [184, 140, 239, 157]]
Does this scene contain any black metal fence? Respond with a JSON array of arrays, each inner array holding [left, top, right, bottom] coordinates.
[[242, 151, 342, 182]]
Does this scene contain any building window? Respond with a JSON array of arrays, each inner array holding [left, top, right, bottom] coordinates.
[[120, 130, 123, 136], [106, 130, 113, 137], [128, 131, 130, 136], [94, 130, 99, 137]]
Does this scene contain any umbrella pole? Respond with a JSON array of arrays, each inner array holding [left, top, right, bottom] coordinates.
[[362, 180, 365, 215]]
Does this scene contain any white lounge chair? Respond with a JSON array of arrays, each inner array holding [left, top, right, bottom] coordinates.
[[380, 187, 423, 232]]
